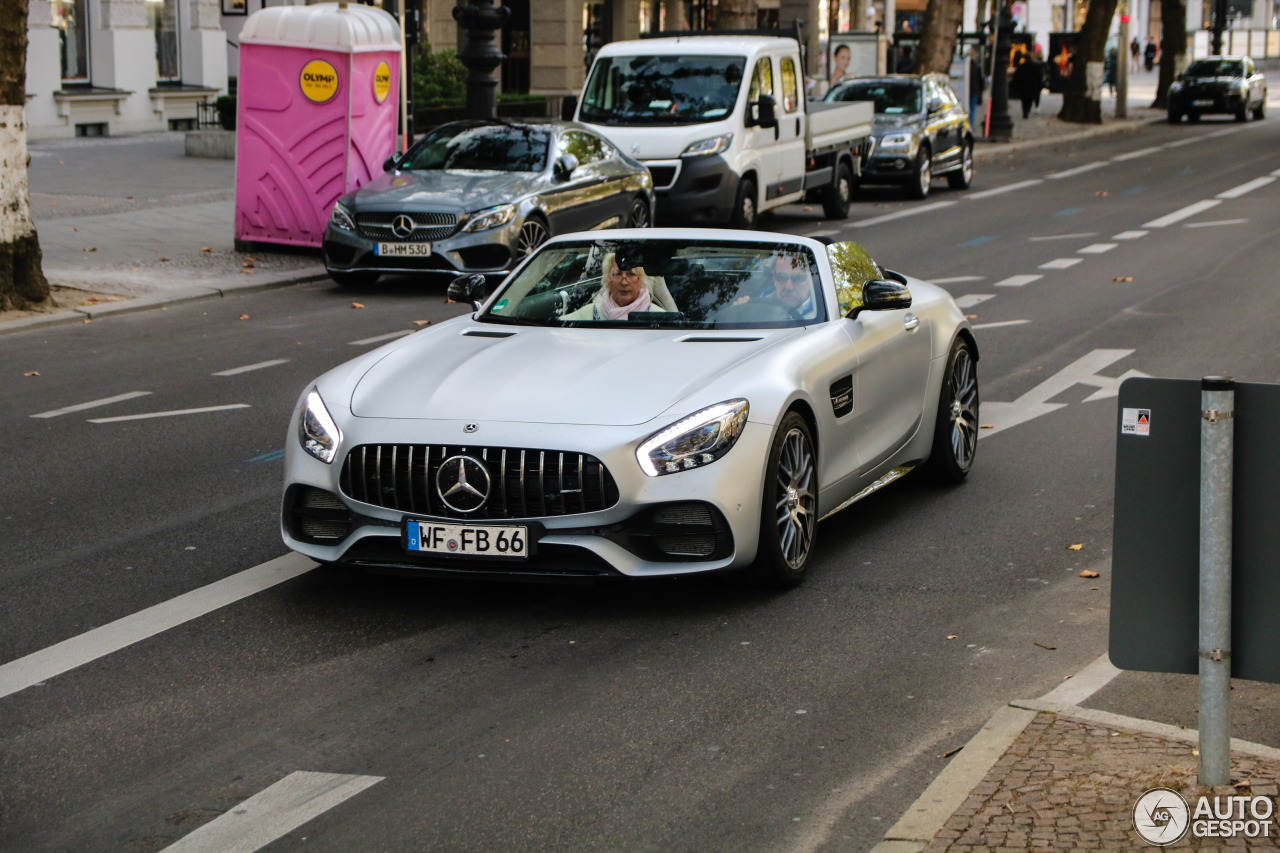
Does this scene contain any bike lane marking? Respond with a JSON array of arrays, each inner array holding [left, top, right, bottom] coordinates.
[[31, 391, 152, 419], [88, 404, 251, 423]]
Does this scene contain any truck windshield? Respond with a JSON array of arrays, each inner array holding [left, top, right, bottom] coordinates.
[[580, 55, 746, 126]]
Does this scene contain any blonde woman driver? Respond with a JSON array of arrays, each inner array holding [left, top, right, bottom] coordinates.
[[561, 252, 679, 321]]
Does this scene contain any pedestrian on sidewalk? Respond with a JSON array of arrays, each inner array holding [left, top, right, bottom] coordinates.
[[1144, 37, 1158, 72], [968, 46, 985, 129], [1130, 36, 1141, 72], [1011, 54, 1043, 119], [1104, 46, 1118, 96]]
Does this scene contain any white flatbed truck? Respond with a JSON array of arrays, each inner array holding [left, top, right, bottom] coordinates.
[[563, 30, 875, 228]]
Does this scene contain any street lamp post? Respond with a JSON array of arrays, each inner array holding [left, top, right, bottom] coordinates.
[[987, 3, 1014, 139], [452, 0, 510, 120]]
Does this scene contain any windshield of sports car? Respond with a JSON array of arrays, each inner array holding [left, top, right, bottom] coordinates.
[[580, 55, 746, 126], [479, 240, 826, 329], [825, 80, 922, 114], [397, 124, 551, 172], [1184, 59, 1244, 78]]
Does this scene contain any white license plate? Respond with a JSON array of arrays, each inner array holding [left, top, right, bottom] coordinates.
[[406, 520, 528, 558], [376, 242, 432, 257], [1192, 99, 1214, 107]]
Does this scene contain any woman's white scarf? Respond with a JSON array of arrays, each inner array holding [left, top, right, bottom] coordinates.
[[598, 286, 652, 320]]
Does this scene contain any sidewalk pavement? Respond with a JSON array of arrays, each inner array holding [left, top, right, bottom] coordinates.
[[3, 69, 1170, 336]]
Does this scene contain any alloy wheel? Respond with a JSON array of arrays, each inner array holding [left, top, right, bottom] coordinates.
[[774, 427, 816, 569], [946, 346, 979, 471], [629, 200, 650, 228], [515, 218, 550, 261]]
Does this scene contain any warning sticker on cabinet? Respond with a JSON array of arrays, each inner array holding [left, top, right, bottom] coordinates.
[[1121, 407, 1151, 436]]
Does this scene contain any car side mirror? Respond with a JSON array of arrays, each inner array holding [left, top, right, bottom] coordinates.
[[751, 94, 778, 129], [554, 153, 579, 179], [846, 279, 913, 319], [447, 273, 487, 310], [383, 154, 400, 172], [561, 94, 578, 121]]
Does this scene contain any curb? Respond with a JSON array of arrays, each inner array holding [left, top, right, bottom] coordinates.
[[0, 269, 329, 336], [972, 115, 1164, 164]]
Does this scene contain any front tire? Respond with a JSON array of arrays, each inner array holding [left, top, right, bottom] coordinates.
[[1167, 109, 1182, 124], [904, 146, 932, 199], [1236, 103, 1249, 122], [821, 160, 854, 219], [749, 412, 818, 588], [946, 141, 974, 189], [922, 340, 979, 483], [731, 177, 758, 230], [1253, 99, 1266, 120], [627, 197, 652, 228], [515, 216, 550, 262]]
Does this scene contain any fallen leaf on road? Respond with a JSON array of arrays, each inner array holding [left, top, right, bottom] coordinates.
[[240, 269, 255, 275], [941, 745, 964, 758], [1079, 570, 1100, 578], [1067, 544, 1084, 550], [444, 297, 457, 304], [59, 160, 64, 165], [1096, 190, 1108, 196], [82, 247, 96, 252], [1091, 586, 1100, 590], [239, 314, 250, 320], [126, 195, 133, 199], [72, 227, 78, 232], [1236, 779, 1252, 789], [946, 634, 958, 640], [1062, 674, 1073, 680], [352, 302, 365, 309], [245, 257, 256, 263], [82, 317, 91, 324], [50, 202, 56, 207], [1035, 642, 1057, 650], [158, 256, 169, 262], [1113, 276, 1134, 282], [412, 320, 431, 326], [24, 371, 40, 377], [964, 314, 978, 319], [201, 246, 212, 252], [979, 424, 994, 429]]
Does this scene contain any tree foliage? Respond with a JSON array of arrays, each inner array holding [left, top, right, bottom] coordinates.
[[917, 0, 966, 75], [716, 0, 758, 31], [1058, 0, 1120, 122], [413, 47, 468, 106]]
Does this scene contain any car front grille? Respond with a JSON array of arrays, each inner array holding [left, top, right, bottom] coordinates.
[[356, 211, 461, 242], [340, 444, 620, 520]]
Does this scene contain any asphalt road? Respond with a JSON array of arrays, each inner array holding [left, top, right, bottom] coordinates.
[[3, 115, 1280, 852]]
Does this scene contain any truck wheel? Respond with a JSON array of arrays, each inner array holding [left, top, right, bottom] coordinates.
[[821, 161, 854, 219], [732, 178, 757, 230], [905, 147, 931, 200]]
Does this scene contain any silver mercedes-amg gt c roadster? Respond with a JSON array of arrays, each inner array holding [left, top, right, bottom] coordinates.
[[281, 229, 979, 587]]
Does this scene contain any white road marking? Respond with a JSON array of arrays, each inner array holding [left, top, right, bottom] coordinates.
[[1077, 243, 1118, 254], [1046, 162, 1108, 179], [1216, 176, 1276, 199], [88, 404, 251, 423], [1185, 218, 1248, 228], [1111, 146, 1163, 162], [1028, 232, 1098, 241], [1143, 199, 1222, 228], [1039, 258, 1083, 269], [928, 275, 985, 285], [979, 349, 1148, 439], [954, 293, 996, 308], [849, 201, 956, 228], [1163, 136, 1207, 148], [160, 771, 383, 853], [349, 330, 414, 346], [971, 319, 1030, 330], [31, 391, 152, 419], [213, 359, 291, 377], [1206, 127, 1244, 138], [0, 553, 315, 699], [965, 179, 1043, 200], [1112, 230, 1149, 240], [1271, 167, 1280, 176], [995, 274, 1043, 287]]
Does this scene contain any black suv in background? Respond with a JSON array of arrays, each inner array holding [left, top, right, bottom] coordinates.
[[824, 73, 975, 200], [1167, 56, 1267, 123]]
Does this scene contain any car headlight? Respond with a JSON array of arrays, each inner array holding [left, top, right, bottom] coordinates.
[[1169, 81, 1183, 92], [463, 204, 518, 232], [299, 388, 343, 464], [878, 132, 912, 152], [681, 133, 733, 158], [329, 202, 356, 232], [637, 399, 749, 476]]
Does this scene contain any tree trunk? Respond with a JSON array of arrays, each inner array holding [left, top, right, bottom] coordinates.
[[716, 0, 758, 30], [917, 0, 966, 74], [1153, 0, 1186, 108], [1, 0, 49, 312], [1058, 0, 1120, 123]]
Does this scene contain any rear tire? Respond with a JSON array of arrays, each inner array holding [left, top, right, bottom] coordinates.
[[1188, 112, 1201, 123], [731, 177, 758, 230], [821, 160, 854, 219], [904, 146, 932, 200], [748, 412, 817, 588], [1253, 100, 1266, 120], [329, 271, 379, 288], [1236, 103, 1249, 122], [946, 141, 974, 190], [922, 340, 979, 484]]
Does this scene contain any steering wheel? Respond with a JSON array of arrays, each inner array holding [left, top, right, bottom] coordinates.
[[745, 296, 806, 322]]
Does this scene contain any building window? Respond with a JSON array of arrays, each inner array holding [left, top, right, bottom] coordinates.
[[51, 0, 89, 82], [148, 0, 181, 82]]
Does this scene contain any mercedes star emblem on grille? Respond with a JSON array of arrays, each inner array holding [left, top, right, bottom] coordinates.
[[463, 423, 479, 433], [436, 455, 491, 513], [390, 214, 415, 240]]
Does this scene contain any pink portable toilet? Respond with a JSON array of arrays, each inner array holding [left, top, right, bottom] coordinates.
[[235, 2, 401, 249]]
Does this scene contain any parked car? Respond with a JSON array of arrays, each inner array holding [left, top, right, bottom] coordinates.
[[564, 29, 875, 227], [321, 120, 654, 286], [824, 73, 975, 199], [1167, 56, 1267, 123], [282, 229, 979, 587]]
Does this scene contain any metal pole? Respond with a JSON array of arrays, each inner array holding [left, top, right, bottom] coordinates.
[[1199, 375, 1234, 786], [1116, 0, 1128, 118]]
